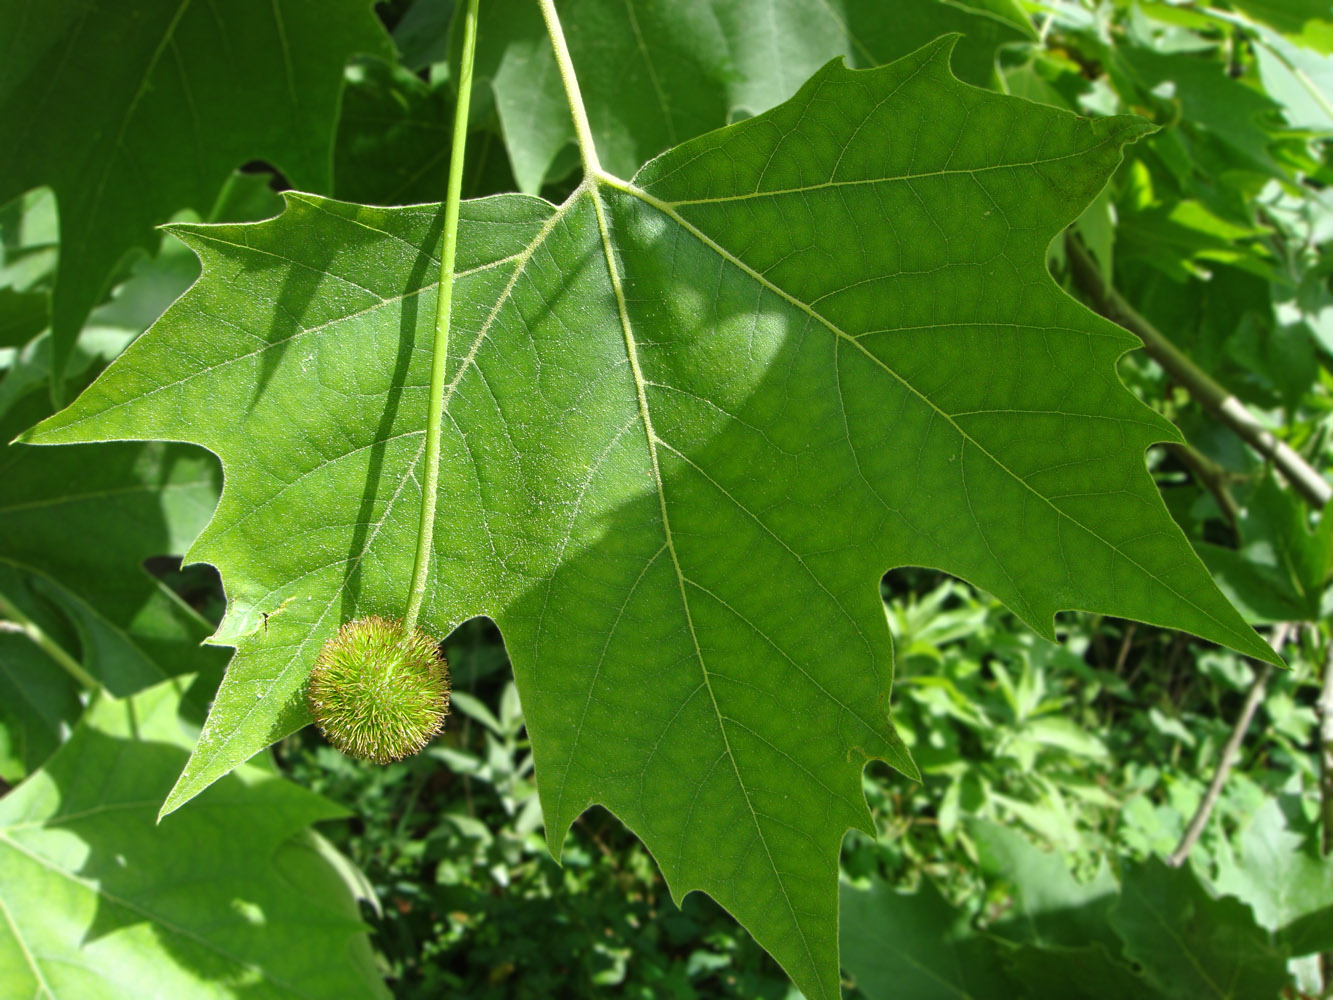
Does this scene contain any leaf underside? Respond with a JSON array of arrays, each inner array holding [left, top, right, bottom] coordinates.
[[24, 40, 1273, 999]]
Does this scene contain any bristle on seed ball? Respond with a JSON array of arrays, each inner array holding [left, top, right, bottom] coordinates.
[[308, 615, 450, 764]]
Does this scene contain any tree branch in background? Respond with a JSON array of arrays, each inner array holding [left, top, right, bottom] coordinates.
[[1066, 237, 1331, 509], [1165, 441, 1240, 529], [1318, 641, 1333, 857], [1166, 622, 1292, 868]]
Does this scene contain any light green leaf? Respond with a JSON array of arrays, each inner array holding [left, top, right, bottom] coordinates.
[[476, 0, 1032, 191], [972, 821, 1119, 952], [1213, 798, 1333, 956], [0, 677, 387, 999], [0, 0, 392, 392], [24, 41, 1275, 998]]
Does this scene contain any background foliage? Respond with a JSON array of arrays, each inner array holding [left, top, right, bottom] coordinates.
[[1, 0, 1331, 996]]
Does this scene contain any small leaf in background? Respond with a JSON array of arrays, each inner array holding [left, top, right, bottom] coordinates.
[[1213, 798, 1333, 957], [1196, 472, 1333, 623], [0, 629, 81, 782], [971, 821, 1119, 952], [0, 391, 224, 700], [0, 677, 387, 999]]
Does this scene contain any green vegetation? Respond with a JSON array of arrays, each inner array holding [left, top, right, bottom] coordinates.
[[1, 0, 1331, 996]]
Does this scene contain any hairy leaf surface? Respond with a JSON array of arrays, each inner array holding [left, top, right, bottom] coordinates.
[[25, 42, 1274, 998], [0, 0, 391, 390]]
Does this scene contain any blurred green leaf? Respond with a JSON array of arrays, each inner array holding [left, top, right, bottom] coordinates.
[[1112, 857, 1287, 1000], [840, 878, 1017, 1000]]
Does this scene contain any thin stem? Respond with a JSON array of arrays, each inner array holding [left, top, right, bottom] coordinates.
[[402, 0, 481, 637], [1164, 441, 1239, 530], [1067, 237, 1331, 509], [0, 593, 98, 691], [537, 0, 603, 177], [1317, 637, 1333, 855], [1166, 622, 1291, 868]]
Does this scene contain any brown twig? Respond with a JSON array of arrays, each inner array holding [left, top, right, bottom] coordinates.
[[1066, 237, 1331, 510], [1166, 623, 1291, 868]]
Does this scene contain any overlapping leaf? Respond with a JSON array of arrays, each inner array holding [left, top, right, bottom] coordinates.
[[0, 678, 386, 999], [24, 40, 1275, 998], [0, 0, 391, 392]]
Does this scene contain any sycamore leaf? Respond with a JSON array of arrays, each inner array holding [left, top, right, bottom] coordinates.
[[0, 678, 387, 999], [0, 0, 391, 392], [475, 0, 1034, 191], [24, 41, 1275, 998]]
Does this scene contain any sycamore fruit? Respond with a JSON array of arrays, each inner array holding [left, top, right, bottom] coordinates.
[[308, 615, 450, 763]]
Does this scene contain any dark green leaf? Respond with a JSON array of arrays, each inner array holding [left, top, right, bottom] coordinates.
[[0, 0, 392, 390], [1, 391, 224, 695], [476, 0, 1033, 191]]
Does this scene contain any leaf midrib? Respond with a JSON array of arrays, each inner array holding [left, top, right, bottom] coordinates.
[[583, 174, 830, 998]]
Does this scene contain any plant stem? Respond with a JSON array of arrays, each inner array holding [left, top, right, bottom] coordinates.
[[1166, 622, 1291, 868], [537, 0, 603, 178], [0, 592, 98, 691], [402, 0, 481, 637], [1066, 236, 1331, 509]]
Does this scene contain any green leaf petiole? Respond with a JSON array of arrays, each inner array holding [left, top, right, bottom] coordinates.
[[402, 0, 482, 635]]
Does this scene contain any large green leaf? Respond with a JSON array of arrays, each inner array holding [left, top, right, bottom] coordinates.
[[24, 41, 1275, 998], [475, 0, 1033, 191], [0, 0, 391, 393], [0, 677, 387, 999]]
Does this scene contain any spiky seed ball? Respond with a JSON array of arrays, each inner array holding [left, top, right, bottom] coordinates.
[[308, 615, 450, 764]]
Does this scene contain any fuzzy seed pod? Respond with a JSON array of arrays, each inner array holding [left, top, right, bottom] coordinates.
[[308, 615, 450, 764]]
